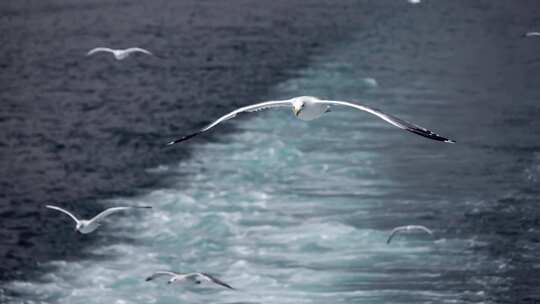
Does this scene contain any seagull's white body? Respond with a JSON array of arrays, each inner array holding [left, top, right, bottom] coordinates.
[[86, 47, 153, 60], [45, 205, 151, 234], [167, 96, 455, 145], [386, 225, 434, 244], [408, 0, 421, 4], [145, 271, 234, 289]]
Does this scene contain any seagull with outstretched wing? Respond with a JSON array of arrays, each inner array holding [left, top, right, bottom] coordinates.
[[146, 271, 234, 289], [86, 47, 153, 60], [45, 205, 151, 234], [386, 225, 434, 244], [167, 95, 455, 145]]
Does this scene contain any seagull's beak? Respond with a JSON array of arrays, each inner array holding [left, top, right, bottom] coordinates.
[[293, 107, 301, 117]]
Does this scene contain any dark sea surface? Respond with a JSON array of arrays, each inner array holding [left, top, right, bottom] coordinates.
[[0, 0, 361, 281], [1, 1, 540, 303]]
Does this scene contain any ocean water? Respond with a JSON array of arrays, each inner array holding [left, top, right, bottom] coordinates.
[[3, 1, 540, 303]]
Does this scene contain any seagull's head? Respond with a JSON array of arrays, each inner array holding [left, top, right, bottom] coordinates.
[[292, 98, 306, 117], [75, 222, 83, 232]]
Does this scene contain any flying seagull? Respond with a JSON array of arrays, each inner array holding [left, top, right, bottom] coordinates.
[[408, 0, 421, 4], [167, 96, 455, 145], [45, 205, 151, 234], [524, 32, 540, 37], [386, 225, 434, 244], [86, 47, 153, 60], [362, 77, 378, 88], [145, 271, 234, 290]]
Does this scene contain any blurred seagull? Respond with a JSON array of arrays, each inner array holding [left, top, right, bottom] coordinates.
[[145, 271, 234, 290], [408, 0, 421, 4], [45, 205, 151, 234], [86, 47, 153, 60], [386, 225, 433, 244], [167, 96, 455, 145], [524, 32, 540, 37], [362, 77, 378, 88]]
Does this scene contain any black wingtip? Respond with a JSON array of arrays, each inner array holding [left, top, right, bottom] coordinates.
[[145, 277, 152, 282], [406, 127, 456, 144], [165, 131, 201, 147], [202, 272, 235, 290], [221, 283, 235, 290]]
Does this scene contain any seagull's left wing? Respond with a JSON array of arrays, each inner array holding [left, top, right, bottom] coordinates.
[[386, 227, 403, 244], [45, 205, 80, 224], [145, 271, 178, 281], [193, 273, 235, 290], [167, 99, 292, 145], [321, 100, 455, 143], [126, 47, 153, 55], [90, 206, 151, 223], [87, 47, 114, 56]]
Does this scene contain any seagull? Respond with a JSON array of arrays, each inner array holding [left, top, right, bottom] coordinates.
[[166, 96, 455, 145], [45, 205, 151, 234], [524, 32, 540, 37], [362, 77, 378, 88], [407, 0, 421, 4], [145, 271, 234, 290], [86, 47, 153, 60], [386, 225, 434, 244]]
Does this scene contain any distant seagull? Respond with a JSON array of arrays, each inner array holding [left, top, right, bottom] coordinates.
[[45, 205, 151, 234], [408, 0, 421, 4], [167, 96, 455, 145], [146, 271, 234, 290], [386, 225, 434, 244], [86, 47, 153, 60], [362, 77, 378, 88], [524, 32, 540, 37]]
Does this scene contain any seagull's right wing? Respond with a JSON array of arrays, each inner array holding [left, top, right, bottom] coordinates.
[[45, 205, 80, 224], [193, 273, 235, 290], [167, 99, 292, 145], [87, 47, 114, 56], [412, 225, 434, 235], [386, 227, 404, 244], [89, 206, 151, 224], [322, 100, 455, 143], [125, 47, 153, 55], [145, 271, 178, 281], [525, 32, 540, 37]]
